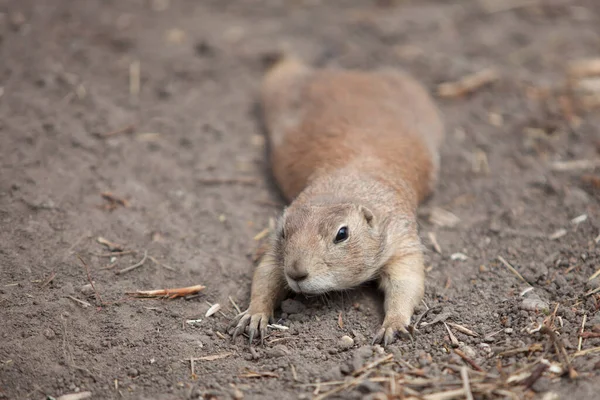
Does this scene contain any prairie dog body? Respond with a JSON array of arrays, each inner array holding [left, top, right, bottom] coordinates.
[[231, 57, 444, 346]]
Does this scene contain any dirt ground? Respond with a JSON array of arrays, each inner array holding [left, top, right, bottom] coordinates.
[[2, 0, 600, 399]]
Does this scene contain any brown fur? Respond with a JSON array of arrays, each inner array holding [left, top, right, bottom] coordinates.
[[230, 57, 444, 346]]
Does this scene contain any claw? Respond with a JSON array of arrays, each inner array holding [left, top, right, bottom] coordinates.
[[248, 328, 255, 345], [372, 327, 385, 346], [372, 323, 412, 347], [259, 317, 269, 346], [232, 313, 251, 341], [227, 310, 248, 332]]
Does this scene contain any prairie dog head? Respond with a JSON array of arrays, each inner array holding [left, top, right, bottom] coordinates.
[[275, 202, 386, 294]]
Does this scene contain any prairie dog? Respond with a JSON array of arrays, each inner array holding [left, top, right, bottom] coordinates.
[[230, 57, 444, 346]]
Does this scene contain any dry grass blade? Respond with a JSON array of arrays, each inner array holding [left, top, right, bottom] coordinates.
[[422, 388, 466, 400], [498, 343, 543, 357], [229, 296, 242, 314], [67, 295, 91, 308], [126, 284, 205, 299], [460, 367, 474, 400], [589, 268, 600, 282], [116, 250, 148, 275], [578, 314, 587, 352], [446, 322, 479, 337], [572, 346, 600, 358], [454, 349, 484, 372], [497, 256, 529, 285], [540, 325, 577, 379], [97, 236, 124, 251], [437, 68, 499, 98], [313, 371, 373, 400], [253, 227, 270, 241], [352, 354, 394, 377], [240, 370, 279, 378], [550, 159, 600, 171], [428, 207, 460, 227], [40, 271, 57, 288], [193, 352, 232, 361], [585, 286, 600, 296]]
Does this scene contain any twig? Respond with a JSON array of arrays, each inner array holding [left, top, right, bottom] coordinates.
[[585, 286, 600, 296], [188, 352, 233, 361], [40, 271, 57, 289], [423, 388, 466, 400], [240, 370, 279, 378], [460, 367, 474, 400], [572, 346, 600, 358], [497, 256, 529, 285], [97, 237, 125, 252], [579, 314, 587, 352], [101, 191, 130, 208], [229, 296, 242, 314], [98, 124, 134, 138], [550, 159, 600, 172], [437, 68, 499, 98], [77, 255, 105, 305], [126, 284, 205, 299], [453, 349, 483, 372], [497, 343, 543, 357], [290, 363, 298, 381], [589, 268, 600, 282], [446, 322, 479, 337], [253, 228, 270, 241], [352, 354, 394, 377], [116, 251, 148, 275], [67, 295, 91, 308], [148, 255, 175, 271], [313, 371, 373, 400], [580, 332, 600, 339], [540, 325, 577, 379]]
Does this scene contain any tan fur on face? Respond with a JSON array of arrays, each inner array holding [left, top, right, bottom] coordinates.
[[276, 201, 387, 294], [233, 56, 445, 346]]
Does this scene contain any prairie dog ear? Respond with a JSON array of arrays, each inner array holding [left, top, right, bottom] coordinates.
[[359, 205, 374, 227]]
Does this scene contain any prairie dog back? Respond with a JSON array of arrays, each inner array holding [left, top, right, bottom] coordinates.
[[230, 57, 445, 347], [260, 57, 444, 203]]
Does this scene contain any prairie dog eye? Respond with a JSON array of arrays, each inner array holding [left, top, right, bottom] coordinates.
[[334, 226, 349, 243]]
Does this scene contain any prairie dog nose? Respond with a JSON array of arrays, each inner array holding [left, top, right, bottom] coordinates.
[[286, 260, 309, 281]]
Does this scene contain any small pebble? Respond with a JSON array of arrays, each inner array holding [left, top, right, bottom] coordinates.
[[43, 328, 56, 340], [80, 284, 94, 296], [337, 335, 354, 350]]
